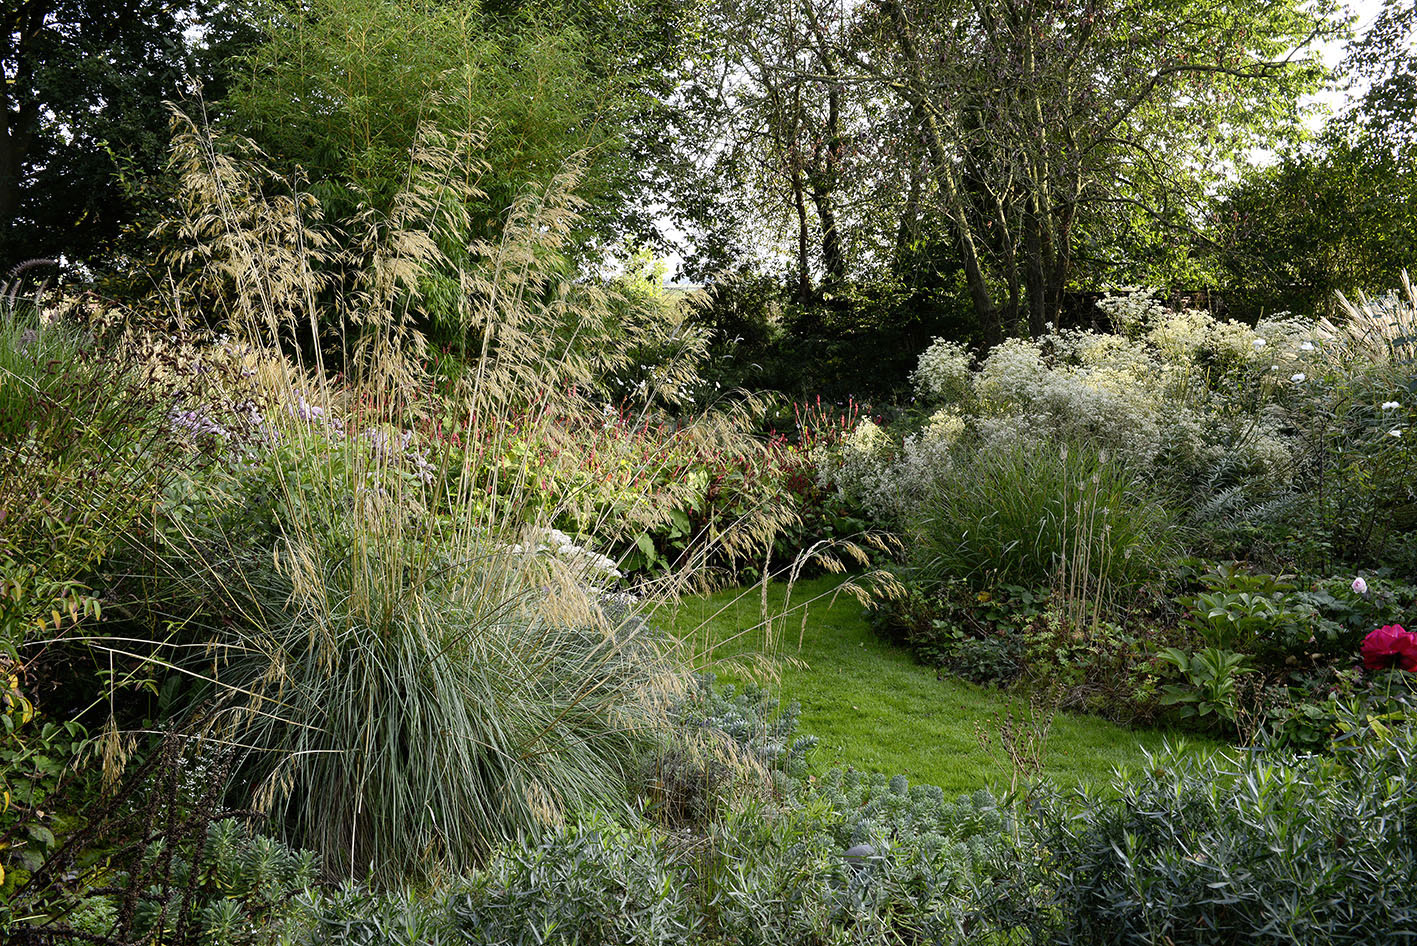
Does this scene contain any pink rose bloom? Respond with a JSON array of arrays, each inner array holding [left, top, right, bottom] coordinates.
[[1352, 576, 1368, 594]]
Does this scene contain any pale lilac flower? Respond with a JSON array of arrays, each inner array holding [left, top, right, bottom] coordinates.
[[170, 407, 228, 440], [290, 396, 325, 422]]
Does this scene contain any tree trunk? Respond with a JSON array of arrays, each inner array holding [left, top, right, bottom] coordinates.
[[893, 164, 921, 269], [791, 167, 813, 304], [1020, 202, 1042, 338], [878, 0, 1002, 344], [0, 135, 21, 224], [915, 108, 1001, 344], [1, 2, 47, 241], [812, 72, 847, 287], [809, 180, 844, 287]]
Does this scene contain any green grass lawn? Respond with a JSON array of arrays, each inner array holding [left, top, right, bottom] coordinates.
[[662, 575, 1222, 797]]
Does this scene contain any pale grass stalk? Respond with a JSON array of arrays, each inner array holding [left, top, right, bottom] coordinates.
[[133, 110, 863, 884]]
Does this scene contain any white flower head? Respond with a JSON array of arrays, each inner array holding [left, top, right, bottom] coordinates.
[[1382, 401, 1401, 411], [1390, 428, 1403, 438], [1352, 576, 1368, 594], [1252, 337, 1267, 350], [1290, 372, 1306, 383], [1300, 341, 1315, 352]]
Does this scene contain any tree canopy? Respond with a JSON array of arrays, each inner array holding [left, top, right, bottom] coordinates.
[[0, 1, 247, 273], [685, 0, 1339, 341]]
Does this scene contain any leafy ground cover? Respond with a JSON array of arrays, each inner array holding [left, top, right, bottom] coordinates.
[[662, 576, 1219, 795]]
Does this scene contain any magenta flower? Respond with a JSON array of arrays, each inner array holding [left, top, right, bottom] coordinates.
[[1361, 625, 1417, 672]]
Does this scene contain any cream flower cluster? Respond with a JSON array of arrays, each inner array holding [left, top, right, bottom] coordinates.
[[912, 337, 974, 403], [822, 290, 1342, 526], [504, 527, 623, 584], [973, 333, 1165, 460]]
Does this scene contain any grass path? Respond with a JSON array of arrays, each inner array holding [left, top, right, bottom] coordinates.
[[662, 575, 1220, 797]]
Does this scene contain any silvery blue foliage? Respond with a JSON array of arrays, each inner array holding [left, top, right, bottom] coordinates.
[[676, 673, 817, 777]]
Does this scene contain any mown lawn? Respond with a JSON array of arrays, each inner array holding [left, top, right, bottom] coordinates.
[[662, 575, 1223, 796]]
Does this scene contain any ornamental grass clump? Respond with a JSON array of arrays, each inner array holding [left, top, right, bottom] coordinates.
[[132, 113, 778, 886], [908, 436, 1179, 621]]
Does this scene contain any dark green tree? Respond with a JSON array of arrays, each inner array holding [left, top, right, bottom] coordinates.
[[223, 0, 701, 252], [1207, 2, 1417, 318], [1213, 143, 1417, 318], [1339, 0, 1417, 153], [0, 1, 245, 273], [681, 0, 1338, 346]]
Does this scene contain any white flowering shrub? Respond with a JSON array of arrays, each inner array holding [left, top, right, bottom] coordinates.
[[922, 408, 967, 445], [972, 337, 1047, 408], [912, 337, 974, 404], [887, 428, 958, 519], [1159, 408, 1297, 500], [821, 410, 970, 527], [824, 418, 901, 523], [1104, 289, 1320, 384], [828, 291, 1367, 551], [1096, 287, 1171, 334], [825, 286, 1417, 571], [973, 331, 1166, 460]]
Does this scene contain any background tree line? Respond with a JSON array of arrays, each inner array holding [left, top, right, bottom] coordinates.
[[4, 0, 1417, 396]]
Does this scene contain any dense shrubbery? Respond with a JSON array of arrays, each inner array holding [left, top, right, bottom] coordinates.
[[10, 672, 1013, 945], [0, 103, 885, 915], [3, 730, 319, 946], [908, 437, 1178, 603], [832, 287, 1417, 740], [298, 790, 1007, 946], [425, 400, 863, 585], [263, 676, 1016, 946], [14, 669, 1413, 945], [986, 713, 1417, 944], [834, 288, 1415, 567], [6, 269, 1414, 937]]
